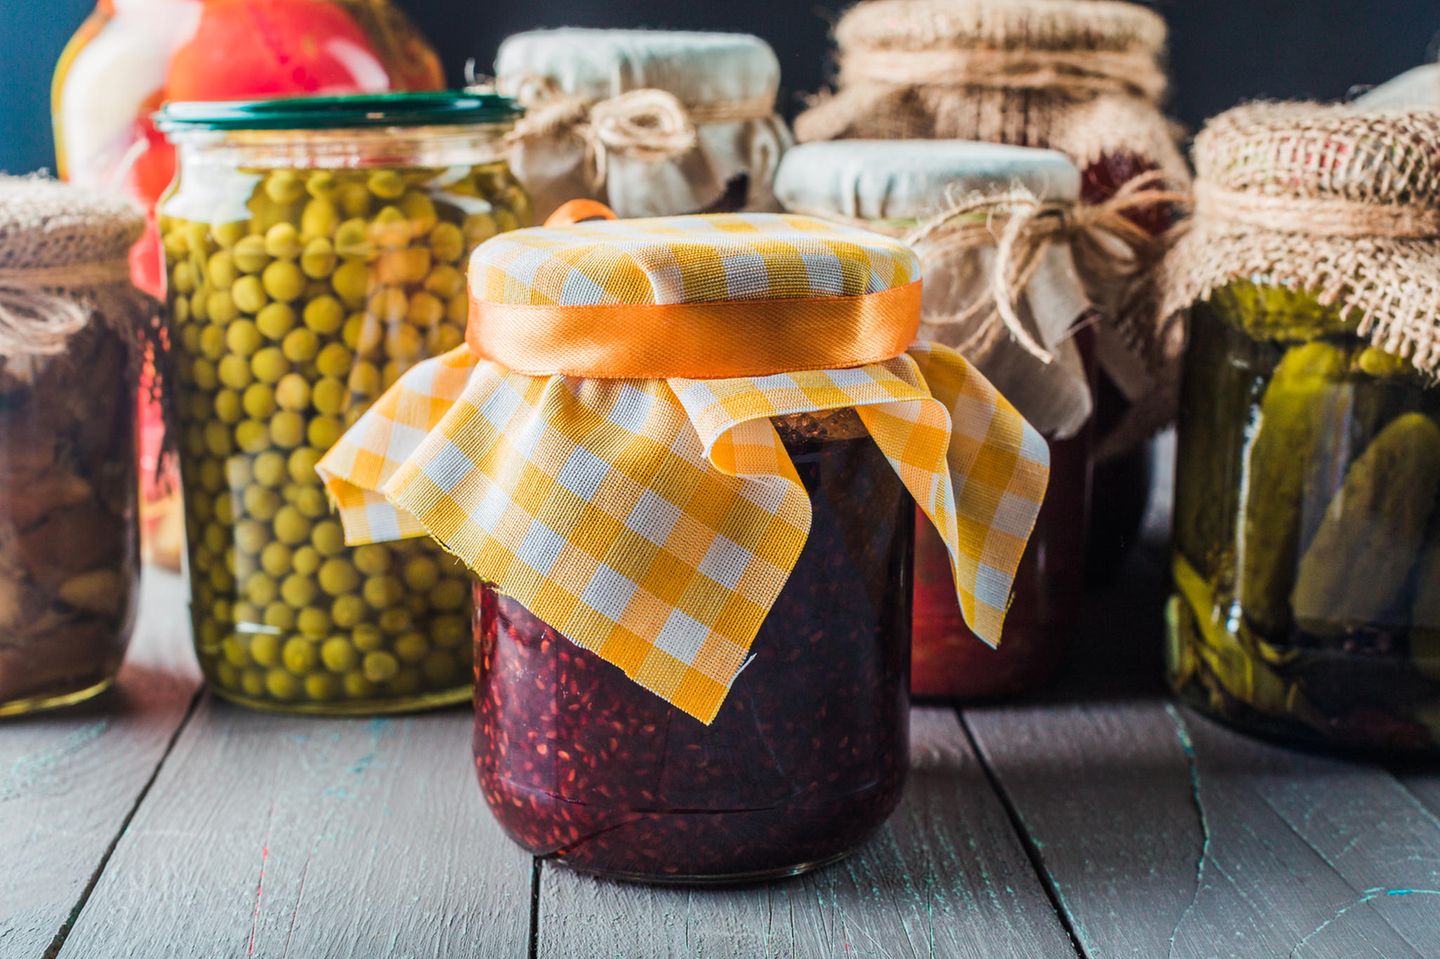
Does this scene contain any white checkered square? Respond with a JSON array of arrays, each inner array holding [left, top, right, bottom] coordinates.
[[580, 564, 639, 621], [655, 609, 708, 664], [698, 534, 750, 590], [556, 446, 608, 501], [626, 490, 681, 547], [517, 520, 566, 576]]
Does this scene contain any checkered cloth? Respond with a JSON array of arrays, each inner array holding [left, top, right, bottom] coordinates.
[[319, 214, 1050, 723]]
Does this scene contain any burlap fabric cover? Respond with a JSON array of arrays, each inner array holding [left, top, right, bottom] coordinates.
[[497, 29, 793, 221], [0, 176, 151, 373], [1164, 103, 1440, 373], [794, 0, 1187, 186], [775, 139, 1094, 440]]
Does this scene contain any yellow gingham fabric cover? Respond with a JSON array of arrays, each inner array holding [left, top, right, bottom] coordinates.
[[319, 214, 1050, 723]]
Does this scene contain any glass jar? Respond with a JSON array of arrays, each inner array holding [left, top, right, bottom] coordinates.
[[474, 412, 914, 882], [0, 178, 148, 715], [1170, 282, 1440, 751], [155, 92, 530, 713], [912, 428, 1090, 698]]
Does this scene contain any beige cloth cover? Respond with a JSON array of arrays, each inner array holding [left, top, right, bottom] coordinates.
[[794, 0, 1187, 186], [775, 139, 1093, 439], [496, 29, 793, 221]]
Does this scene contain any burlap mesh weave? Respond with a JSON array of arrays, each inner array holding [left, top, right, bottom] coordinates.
[[794, 0, 1187, 186], [0, 176, 152, 362], [1163, 103, 1440, 373]]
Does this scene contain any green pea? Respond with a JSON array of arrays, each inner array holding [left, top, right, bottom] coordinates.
[[362, 650, 400, 683], [240, 382, 275, 419], [297, 607, 332, 638], [312, 519, 345, 556], [463, 212, 498, 245], [243, 485, 281, 521], [315, 343, 353, 378], [273, 505, 311, 545], [252, 451, 287, 488], [251, 347, 289, 384], [293, 545, 322, 576], [232, 275, 267, 315], [282, 327, 319, 363], [240, 669, 266, 698], [172, 260, 198, 294], [311, 377, 347, 416], [232, 234, 271, 273], [224, 457, 253, 490], [348, 361, 382, 399], [377, 607, 411, 634], [263, 603, 296, 632], [331, 594, 367, 629], [262, 260, 305, 302], [270, 411, 306, 449], [245, 572, 278, 606], [334, 217, 372, 258], [281, 573, 318, 607], [370, 206, 411, 249], [203, 420, 233, 457], [275, 373, 311, 411], [235, 421, 270, 454], [394, 632, 428, 664], [256, 302, 297, 341], [401, 556, 440, 592], [304, 674, 340, 700], [264, 170, 306, 205], [259, 541, 293, 578], [421, 650, 459, 685], [332, 259, 371, 309], [300, 197, 339, 241], [226, 319, 263, 357], [367, 170, 405, 200], [213, 389, 242, 424], [321, 636, 358, 672], [363, 575, 404, 610], [218, 354, 254, 390], [288, 448, 323, 486], [399, 191, 438, 235], [249, 632, 281, 668], [305, 170, 337, 198], [306, 416, 343, 450], [207, 250, 238, 290], [222, 636, 249, 667], [342, 671, 377, 699], [264, 669, 300, 700], [429, 222, 464, 263], [318, 557, 361, 596]]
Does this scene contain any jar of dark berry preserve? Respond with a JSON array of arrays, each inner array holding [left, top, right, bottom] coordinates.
[[319, 210, 1050, 881], [475, 410, 913, 880]]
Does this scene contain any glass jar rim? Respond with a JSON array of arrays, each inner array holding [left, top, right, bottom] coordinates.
[[154, 91, 522, 133]]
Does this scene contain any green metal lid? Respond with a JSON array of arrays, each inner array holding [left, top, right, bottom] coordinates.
[[154, 91, 522, 133]]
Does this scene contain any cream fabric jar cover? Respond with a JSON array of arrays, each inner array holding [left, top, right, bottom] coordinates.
[[775, 139, 1093, 439], [497, 29, 792, 221]]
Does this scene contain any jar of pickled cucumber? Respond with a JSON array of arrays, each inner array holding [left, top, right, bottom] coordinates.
[[154, 92, 531, 713], [1166, 103, 1440, 752]]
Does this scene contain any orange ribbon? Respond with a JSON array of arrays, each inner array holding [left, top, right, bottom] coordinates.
[[466, 281, 923, 380]]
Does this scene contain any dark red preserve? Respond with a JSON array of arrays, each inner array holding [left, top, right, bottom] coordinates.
[[473, 413, 914, 882]]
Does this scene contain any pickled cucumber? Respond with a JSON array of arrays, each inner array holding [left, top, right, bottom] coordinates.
[[1409, 538, 1440, 681], [1291, 413, 1440, 634], [163, 161, 531, 713], [1237, 342, 1350, 633], [1208, 282, 1356, 342]]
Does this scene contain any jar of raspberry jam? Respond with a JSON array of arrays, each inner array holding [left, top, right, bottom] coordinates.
[[473, 410, 914, 882]]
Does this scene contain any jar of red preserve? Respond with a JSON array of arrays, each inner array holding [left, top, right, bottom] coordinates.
[[776, 140, 1112, 699], [318, 210, 1050, 881]]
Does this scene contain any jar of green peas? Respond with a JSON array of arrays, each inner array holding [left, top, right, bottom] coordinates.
[[154, 92, 531, 714]]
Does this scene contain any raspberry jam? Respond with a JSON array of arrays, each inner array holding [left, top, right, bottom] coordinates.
[[473, 415, 914, 882]]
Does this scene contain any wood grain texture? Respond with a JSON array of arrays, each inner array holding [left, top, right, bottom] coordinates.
[[536, 708, 1075, 959], [55, 700, 533, 959], [965, 513, 1440, 959], [0, 570, 199, 958]]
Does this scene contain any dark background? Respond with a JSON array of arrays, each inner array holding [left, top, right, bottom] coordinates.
[[3, 0, 1437, 176]]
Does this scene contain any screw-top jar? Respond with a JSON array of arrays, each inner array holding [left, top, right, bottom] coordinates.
[[155, 92, 531, 714], [0, 177, 155, 714], [1166, 103, 1440, 752], [318, 211, 1050, 881]]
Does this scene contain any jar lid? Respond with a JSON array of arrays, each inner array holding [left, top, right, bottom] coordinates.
[[496, 29, 780, 107], [465, 212, 921, 379], [0, 176, 142, 272], [774, 140, 1080, 223], [154, 91, 522, 133]]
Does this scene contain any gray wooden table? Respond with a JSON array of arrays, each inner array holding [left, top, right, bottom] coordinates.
[[6, 445, 1440, 959]]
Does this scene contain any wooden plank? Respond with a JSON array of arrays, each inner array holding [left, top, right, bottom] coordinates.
[[536, 708, 1076, 959], [55, 701, 534, 959], [0, 570, 199, 958], [965, 517, 1440, 958]]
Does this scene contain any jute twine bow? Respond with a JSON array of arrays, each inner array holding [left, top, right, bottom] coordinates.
[[903, 170, 1188, 364], [0, 258, 134, 357], [507, 76, 775, 192]]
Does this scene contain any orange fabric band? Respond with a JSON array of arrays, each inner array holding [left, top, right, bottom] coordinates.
[[465, 280, 924, 380]]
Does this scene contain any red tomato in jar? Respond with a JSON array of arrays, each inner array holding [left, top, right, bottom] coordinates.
[[165, 0, 392, 101]]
